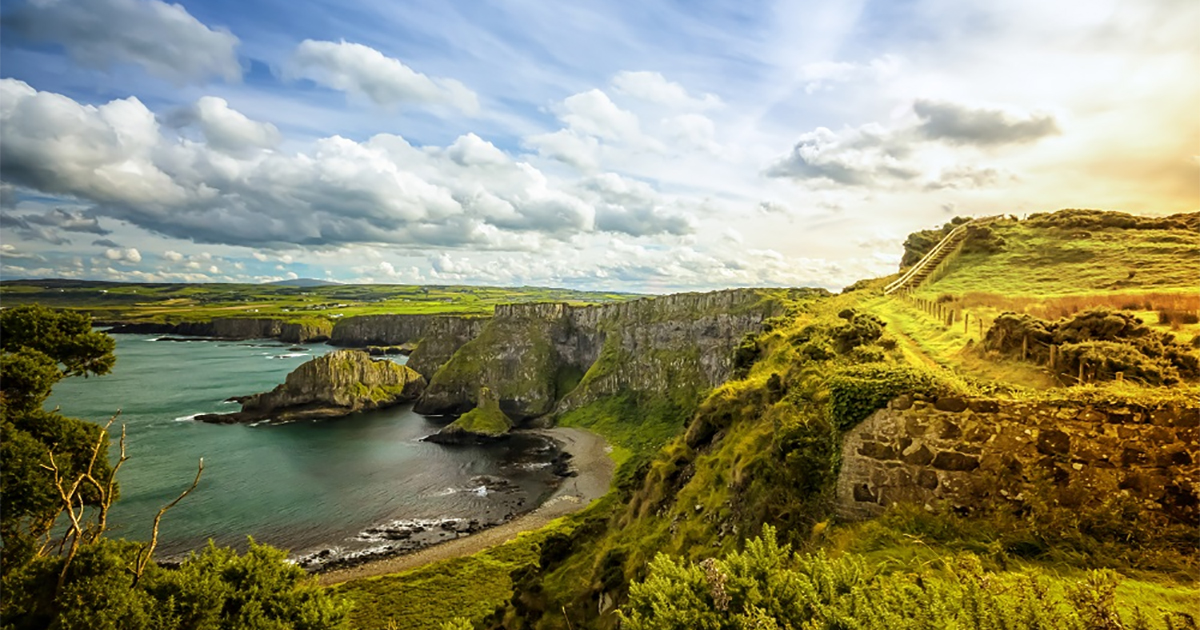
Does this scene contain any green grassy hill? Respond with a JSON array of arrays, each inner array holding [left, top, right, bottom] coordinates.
[[915, 211, 1199, 299]]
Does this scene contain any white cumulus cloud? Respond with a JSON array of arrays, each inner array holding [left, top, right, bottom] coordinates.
[[285, 40, 479, 115]]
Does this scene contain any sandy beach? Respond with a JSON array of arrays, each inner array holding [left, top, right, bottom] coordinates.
[[318, 427, 613, 585]]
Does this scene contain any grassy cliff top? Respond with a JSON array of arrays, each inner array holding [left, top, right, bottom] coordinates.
[[0, 280, 640, 324], [915, 211, 1199, 300]]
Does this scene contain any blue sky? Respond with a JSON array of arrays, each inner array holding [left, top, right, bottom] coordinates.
[[1, 0, 1196, 292]]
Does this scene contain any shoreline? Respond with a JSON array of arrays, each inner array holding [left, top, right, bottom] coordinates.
[[317, 426, 614, 586]]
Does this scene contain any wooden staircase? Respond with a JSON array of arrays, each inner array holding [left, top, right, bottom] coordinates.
[[884, 217, 997, 295]]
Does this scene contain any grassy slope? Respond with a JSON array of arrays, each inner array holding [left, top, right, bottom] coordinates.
[[445, 396, 513, 436], [893, 218, 1200, 386], [0, 281, 640, 323], [917, 219, 1200, 298]]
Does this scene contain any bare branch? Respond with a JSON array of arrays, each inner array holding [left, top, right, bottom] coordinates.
[[133, 457, 203, 584]]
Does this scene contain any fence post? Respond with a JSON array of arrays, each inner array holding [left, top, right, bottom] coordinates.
[[978, 319, 983, 338], [1022, 335, 1028, 360], [1049, 345, 1057, 369], [1115, 371, 1124, 382], [1078, 361, 1085, 384], [963, 312, 969, 334]]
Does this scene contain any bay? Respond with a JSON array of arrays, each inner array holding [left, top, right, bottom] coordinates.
[[45, 334, 559, 564]]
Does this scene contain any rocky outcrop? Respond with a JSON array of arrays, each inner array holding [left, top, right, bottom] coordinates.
[[836, 396, 1200, 523], [197, 350, 426, 423], [425, 388, 514, 444], [102, 318, 332, 343], [330, 314, 487, 379], [403, 317, 488, 378], [414, 289, 780, 420]]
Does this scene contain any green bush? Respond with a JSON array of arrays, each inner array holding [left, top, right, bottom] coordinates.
[[621, 526, 1169, 630], [1026, 208, 1198, 231], [986, 309, 1200, 385], [826, 364, 946, 429], [1, 538, 349, 630], [832, 313, 885, 354]]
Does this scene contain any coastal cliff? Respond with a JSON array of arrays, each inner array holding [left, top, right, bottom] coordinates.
[[414, 289, 781, 421], [198, 350, 426, 423], [103, 318, 332, 343], [330, 314, 487, 379]]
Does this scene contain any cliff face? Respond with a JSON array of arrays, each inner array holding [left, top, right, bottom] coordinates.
[[414, 289, 778, 420], [198, 350, 426, 423], [329, 314, 434, 346], [415, 308, 568, 419], [103, 318, 332, 343], [330, 314, 487, 379], [390, 317, 487, 379]]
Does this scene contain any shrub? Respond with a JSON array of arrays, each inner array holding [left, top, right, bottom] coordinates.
[[986, 309, 1200, 384], [826, 364, 946, 430], [832, 313, 885, 354], [1026, 208, 1197, 231], [960, 223, 1006, 255], [621, 527, 1164, 630], [1159, 309, 1200, 326], [732, 335, 759, 371], [1059, 341, 1185, 385], [848, 345, 886, 363]]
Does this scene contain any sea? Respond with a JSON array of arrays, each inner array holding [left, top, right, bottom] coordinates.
[[45, 333, 561, 569]]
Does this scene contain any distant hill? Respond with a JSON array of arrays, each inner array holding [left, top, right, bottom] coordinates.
[[264, 278, 343, 287]]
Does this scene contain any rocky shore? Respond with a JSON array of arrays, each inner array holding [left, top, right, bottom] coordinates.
[[317, 427, 613, 584]]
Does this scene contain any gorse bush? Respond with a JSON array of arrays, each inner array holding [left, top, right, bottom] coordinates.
[[986, 309, 1200, 385], [621, 527, 1188, 630]]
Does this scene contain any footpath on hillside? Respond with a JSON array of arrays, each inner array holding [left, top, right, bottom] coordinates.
[[318, 427, 614, 586]]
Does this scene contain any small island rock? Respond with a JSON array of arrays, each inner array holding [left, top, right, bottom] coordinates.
[[197, 350, 426, 424]]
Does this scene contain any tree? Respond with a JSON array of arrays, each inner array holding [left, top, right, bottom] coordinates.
[[1, 305, 118, 567], [0, 306, 349, 629]]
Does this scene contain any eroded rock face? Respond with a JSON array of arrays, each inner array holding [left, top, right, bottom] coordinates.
[[329, 314, 487, 379], [197, 350, 425, 423], [413, 289, 780, 420]]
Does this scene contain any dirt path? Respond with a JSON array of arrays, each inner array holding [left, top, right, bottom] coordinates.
[[318, 427, 613, 586]]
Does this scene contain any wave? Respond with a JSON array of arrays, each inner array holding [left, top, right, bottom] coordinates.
[[428, 485, 489, 498], [267, 353, 309, 360], [173, 413, 202, 422]]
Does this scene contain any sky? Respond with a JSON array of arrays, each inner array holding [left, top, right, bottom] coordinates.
[[0, 0, 1196, 292]]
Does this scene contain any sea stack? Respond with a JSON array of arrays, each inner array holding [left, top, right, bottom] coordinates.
[[197, 349, 426, 424]]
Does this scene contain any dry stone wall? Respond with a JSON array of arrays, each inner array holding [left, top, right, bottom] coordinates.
[[836, 395, 1199, 523]]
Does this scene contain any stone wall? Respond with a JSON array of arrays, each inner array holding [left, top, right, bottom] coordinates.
[[836, 395, 1199, 523]]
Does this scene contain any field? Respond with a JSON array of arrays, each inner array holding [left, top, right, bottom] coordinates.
[[0, 280, 640, 323]]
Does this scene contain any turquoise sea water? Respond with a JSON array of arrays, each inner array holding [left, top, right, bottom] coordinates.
[[46, 334, 558, 563]]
